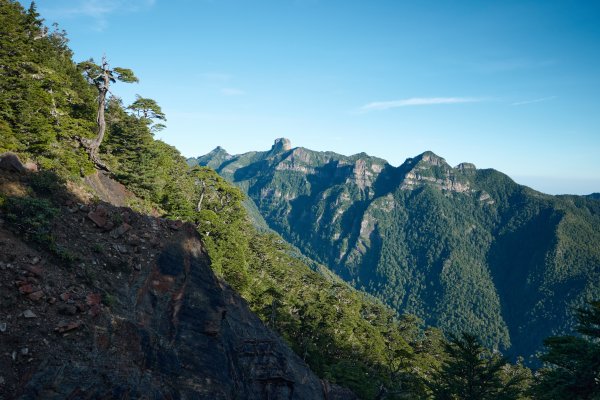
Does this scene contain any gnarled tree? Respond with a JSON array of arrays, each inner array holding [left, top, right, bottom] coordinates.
[[78, 56, 137, 169]]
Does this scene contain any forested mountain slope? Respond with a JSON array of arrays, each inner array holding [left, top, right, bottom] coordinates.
[[2, 1, 596, 398], [0, 3, 445, 398], [191, 138, 600, 360]]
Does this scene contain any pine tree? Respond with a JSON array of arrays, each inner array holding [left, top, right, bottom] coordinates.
[[127, 94, 166, 133], [431, 333, 526, 400], [78, 56, 138, 169], [533, 301, 600, 400]]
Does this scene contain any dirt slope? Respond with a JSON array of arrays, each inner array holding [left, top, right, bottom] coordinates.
[[0, 169, 355, 400]]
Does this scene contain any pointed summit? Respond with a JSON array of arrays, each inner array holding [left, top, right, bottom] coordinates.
[[188, 146, 232, 169], [209, 145, 229, 155], [415, 150, 447, 167], [271, 138, 292, 153], [400, 151, 449, 171]]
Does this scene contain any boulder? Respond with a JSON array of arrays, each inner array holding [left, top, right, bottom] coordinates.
[[87, 205, 109, 228], [0, 152, 37, 173]]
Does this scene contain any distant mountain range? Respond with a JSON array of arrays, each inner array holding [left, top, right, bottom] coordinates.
[[189, 138, 600, 361]]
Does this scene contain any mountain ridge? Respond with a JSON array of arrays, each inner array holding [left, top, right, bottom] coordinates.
[[190, 138, 600, 361]]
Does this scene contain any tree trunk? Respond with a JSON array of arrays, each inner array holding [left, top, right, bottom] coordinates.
[[196, 181, 206, 212], [89, 58, 110, 155], [90, 86, 107, 153], [79, 57, 111, 171]]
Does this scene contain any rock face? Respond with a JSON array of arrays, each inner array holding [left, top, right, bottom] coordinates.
[[271, 138, 292, 153], [0, 171, 355, 400], [83, 171, 131, 207], [15, 227, 332, 399]]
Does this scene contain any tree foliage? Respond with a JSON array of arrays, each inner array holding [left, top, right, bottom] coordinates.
[[533, 302, 600, 399], [0, 0, 96, 178], [430, 333, 530, 400], [127, 94, 166, 133], [77, 56, 138, 168]]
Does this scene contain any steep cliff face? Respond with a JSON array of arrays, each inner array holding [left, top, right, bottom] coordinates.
[[191, 139, 600, 361], [0, 169, 354, 399]]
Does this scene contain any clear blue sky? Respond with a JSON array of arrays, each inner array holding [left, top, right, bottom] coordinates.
[[25, 0, 600, 194]]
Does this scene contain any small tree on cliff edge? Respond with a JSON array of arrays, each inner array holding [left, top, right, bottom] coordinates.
[[78, 56, 138, 169]]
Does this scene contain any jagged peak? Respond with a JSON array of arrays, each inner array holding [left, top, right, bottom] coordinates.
[[209, 145, 229, 155], [270, 138, 292, 153], [456, 162, 477, 171], [402, 151, 448, 169], [417, 151, 447, 166]]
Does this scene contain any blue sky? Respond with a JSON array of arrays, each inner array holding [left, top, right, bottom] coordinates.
[[26, 0, 600, 194]]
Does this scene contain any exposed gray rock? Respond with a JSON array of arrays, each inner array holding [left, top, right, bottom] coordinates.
[[19, 227, 347, 399], [270, 137, 292, 153]]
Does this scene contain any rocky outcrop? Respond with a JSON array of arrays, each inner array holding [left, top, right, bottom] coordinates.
[[455, 162, 477, 173], [0, 152, 37, 173], [275, 148, 316, 174], [0, 171, 353, 400], [349, 159, 383, 190], [399, 152, 471, 193], [18, 228, 327, 399], [270, 138, 292, 153], [83, 171, 131, 207]]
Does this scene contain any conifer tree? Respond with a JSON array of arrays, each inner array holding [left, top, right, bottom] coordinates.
[[127, 94, 166, 133], [431, 333, 526, 400], [533, 301, 600, 399], [78, 56, 138, 169]]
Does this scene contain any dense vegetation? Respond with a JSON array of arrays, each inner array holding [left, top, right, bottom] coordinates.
[[533, 301, 600, 399], [192, 140, 600, 362], [1, 2, 599, 398], [0, 0, 96, 176]]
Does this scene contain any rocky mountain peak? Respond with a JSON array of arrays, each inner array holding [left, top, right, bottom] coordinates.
[[398, 151, 473, 193], [271, 138, 292, 153], [209, 146, 230, 156], [188, 146, 233, 170], [456, 162, 477, 172], [416, 151, 447, 167]]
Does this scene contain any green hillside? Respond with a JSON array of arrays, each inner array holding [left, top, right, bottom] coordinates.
[[191, 138, 600, 360], [0, 3, 450, 397]]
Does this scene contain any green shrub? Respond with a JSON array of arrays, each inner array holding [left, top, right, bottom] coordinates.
[[29, 170, 65, 196], [1, 196, 59, 244]]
